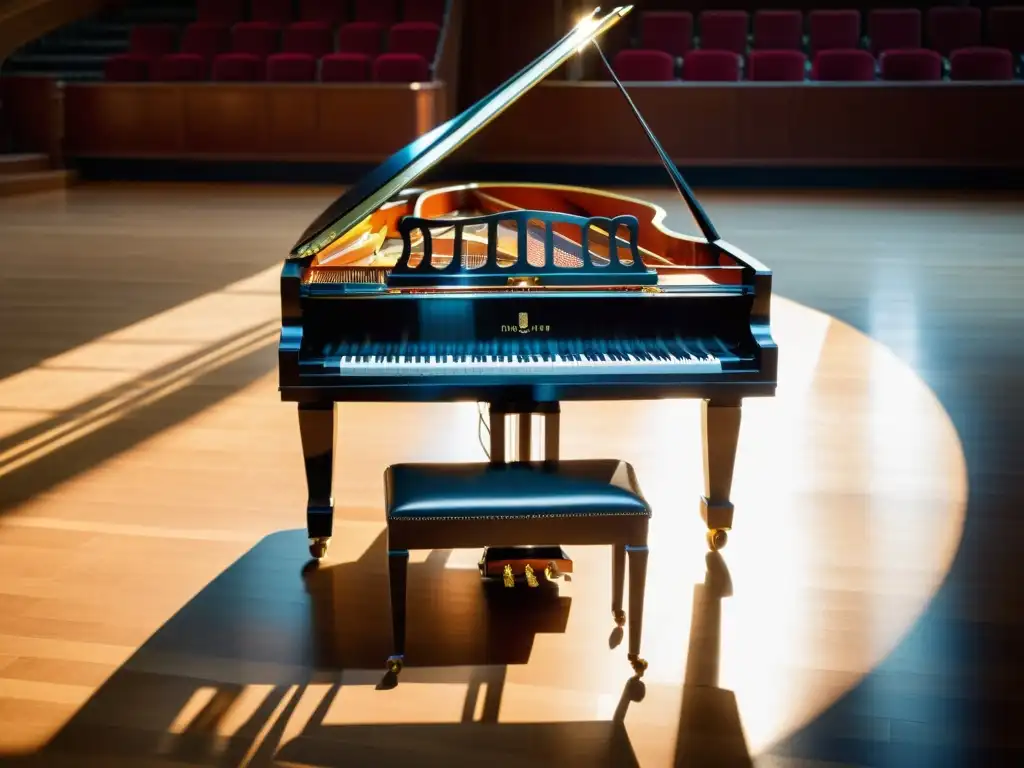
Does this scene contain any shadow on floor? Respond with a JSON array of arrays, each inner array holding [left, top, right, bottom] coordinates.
[[0, 530, 751, 767]]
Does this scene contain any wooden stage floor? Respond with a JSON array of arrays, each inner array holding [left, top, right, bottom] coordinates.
[[0, 183, 1020, 767]]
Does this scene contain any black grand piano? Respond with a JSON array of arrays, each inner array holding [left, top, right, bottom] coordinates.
[[279, 6, 777, 562]]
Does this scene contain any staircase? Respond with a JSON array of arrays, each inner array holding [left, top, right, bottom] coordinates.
[[0, 153, 73, 196], [1, 0, 196, 82]]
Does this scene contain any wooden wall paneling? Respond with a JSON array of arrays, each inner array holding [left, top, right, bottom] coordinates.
[[183, 86, 270, 156], [63, 84, 185, 156], [0, 76, 62, 161], [265, 87, 320, 156]]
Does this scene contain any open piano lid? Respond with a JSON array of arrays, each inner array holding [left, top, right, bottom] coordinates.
[[289, 6, 634, 261]]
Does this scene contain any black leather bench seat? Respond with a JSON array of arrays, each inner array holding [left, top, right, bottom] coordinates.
[[384, 459, 651, 521]]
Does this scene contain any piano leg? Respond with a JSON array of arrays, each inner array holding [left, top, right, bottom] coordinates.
[[299, 401, 336, 560], [701, 398, 741, 551]]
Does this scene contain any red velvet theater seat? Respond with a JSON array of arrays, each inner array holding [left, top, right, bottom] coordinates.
[[812, 48, 875, 81], [682, 49, 741, 81], [808, 10, 860, 56], [337, 21, 385, 57], [251, 0, 293, 25], [640, 11, 693, 58], [320, 52, 371, 81], [880, 48, 941, 81], [282, 22, 333, 58], [753, 10, 802, 51], [129, 24, 178, 56], [949, 47, 1014, 81], [104, 53, 150, 81], [373, 52, 430, 82], [403, 0, 445, 25], [231, 21, 281, 58], [179, 22, 230, 68], [387, 22, 441, 62], [355, 0, 398, 25], [211, 52, 264, 80], [266, 53, 317, 81], [748, 49, 806, 81], [612, 49, 675, 81], [197, 0, 244, 25], [299, 0, 347, 26], [699, 11, 748, 55], [868, 9, 921, 55], [151, 53, 206, 81], [927, 7, 981, 58]]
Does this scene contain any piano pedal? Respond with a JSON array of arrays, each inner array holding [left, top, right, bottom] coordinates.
[[524, 564, 539, 587], [480, 545, 573, 585]]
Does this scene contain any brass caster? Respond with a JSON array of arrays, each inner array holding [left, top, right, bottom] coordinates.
[[613, 610, 626, 627], [386, 656, 404, 675], [309, 537, 330, 559], [629, 655, 648, 677], [706, 528, 728, 551], [525, 564, 539, 588], [544, 561, 562, 580], [503, 564, 515, 588]]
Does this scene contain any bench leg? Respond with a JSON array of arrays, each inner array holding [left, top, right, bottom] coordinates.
[[611, 544, 626, 626], [626, 544, 649, 677], [387, 548, 409, 674], [299, 401, 335, 560]]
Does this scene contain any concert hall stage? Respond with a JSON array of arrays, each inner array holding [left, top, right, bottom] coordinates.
[[0, 183, 1017, 766]]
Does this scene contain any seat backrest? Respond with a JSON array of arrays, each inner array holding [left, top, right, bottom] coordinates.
[[640, 11, 693, 57], [812, 48, 875, 81], [387, 22, 441, 61], [337, 21, 385, 56], [868, 9, 921, 55], [700, 11, 749, 55], [321, 52, 371, 81], [949, 47, 1014, 80], [808, 10, 860, 56], [683, 49, 741, 81], [267, 53, 317, 81], [880, 48, 941, 80], [282, 22, 333, 57], [231, 22, 280, 57], [748, 49, 806, 81], [753, 10, 803, 51], [373, 52, 430, 82], [180, 23, 231, 58], [151, 54, 206, 81], [612, 49, 675, 81], [928, 7, 982, 57], [211, 53, 265, 81]]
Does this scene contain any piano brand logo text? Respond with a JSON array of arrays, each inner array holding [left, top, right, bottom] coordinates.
[[501, 312, 550, 335]]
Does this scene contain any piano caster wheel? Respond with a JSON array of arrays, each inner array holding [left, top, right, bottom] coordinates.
[[706, 528, 728, 551], [613, 609, 626, 627], [386, 656, 404, 675], [308, 537, 330, 559], [628, 654, 648, 677]]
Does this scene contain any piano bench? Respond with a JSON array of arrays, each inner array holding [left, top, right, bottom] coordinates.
[[382, 459, 651, 678]]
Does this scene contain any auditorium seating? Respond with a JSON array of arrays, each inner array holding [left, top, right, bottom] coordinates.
[[598, 4, 1024, 83], [94, 0, 451, 84]]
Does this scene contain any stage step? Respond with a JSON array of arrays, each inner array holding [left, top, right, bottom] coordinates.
[[0, 169, 75, 197], [0, 154, 51, 175]]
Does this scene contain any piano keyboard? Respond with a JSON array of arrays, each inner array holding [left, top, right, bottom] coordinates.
[[319, 337, 736, 377]]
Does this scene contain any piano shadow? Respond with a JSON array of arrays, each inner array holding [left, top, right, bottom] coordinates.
[[0, 531, 752, 767]]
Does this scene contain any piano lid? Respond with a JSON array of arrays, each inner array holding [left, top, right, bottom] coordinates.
[[289, 5, 634, 260]]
